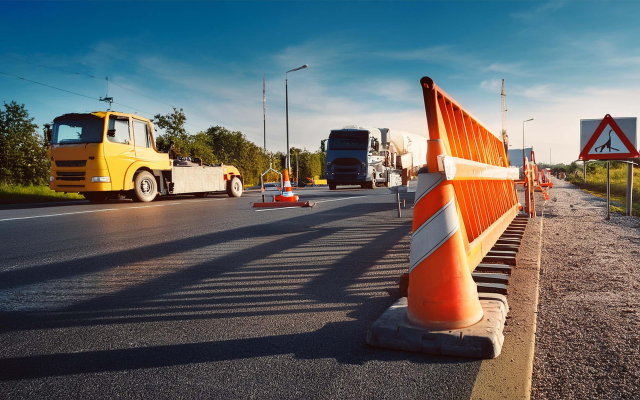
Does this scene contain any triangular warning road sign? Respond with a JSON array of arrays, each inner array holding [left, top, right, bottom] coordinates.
[[579, 114, 639, 160]]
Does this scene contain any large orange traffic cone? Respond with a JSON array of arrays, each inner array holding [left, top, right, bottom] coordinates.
[[406, 139, 483, 329], [275, 169, 299, 202]]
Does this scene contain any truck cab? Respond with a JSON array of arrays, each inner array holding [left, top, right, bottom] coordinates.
[[324, 127, 384, 189], [48, 111, 243, 202]]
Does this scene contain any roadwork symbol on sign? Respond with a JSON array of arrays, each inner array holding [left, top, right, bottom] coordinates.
[[579, 114, 639, 160]]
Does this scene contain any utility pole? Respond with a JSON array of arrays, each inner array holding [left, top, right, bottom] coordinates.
[[501, 79, 509, 160], [263, 74, 266, 152]]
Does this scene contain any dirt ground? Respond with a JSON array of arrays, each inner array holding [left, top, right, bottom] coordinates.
[[532, 179, 640, 399]]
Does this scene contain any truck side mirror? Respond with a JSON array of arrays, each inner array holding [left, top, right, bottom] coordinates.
[[320, 140, 326, 153], [107, 129, 116, 137], [373, 138, 380, 152], [43, 124, 52, 143]]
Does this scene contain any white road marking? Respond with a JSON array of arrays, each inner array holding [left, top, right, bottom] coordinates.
[[254, 195, 370, 211], [254, 206, 306, 212], [314, 196, 368, 203], [0, 199, 222, 222]]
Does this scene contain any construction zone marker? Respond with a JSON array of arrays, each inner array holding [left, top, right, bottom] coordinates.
[[253, 168, 315, 209], [367, 77, 520, 359], [275, 169, 299, 202]]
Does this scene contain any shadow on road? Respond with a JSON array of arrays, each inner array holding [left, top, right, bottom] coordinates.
[[0, 194, 477, 382]]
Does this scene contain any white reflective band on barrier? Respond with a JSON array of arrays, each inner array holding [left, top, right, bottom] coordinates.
[[284, 181, 291, 188], [444, 157, 520, 181], [409, 198, 459, 273], [414, 173, 445, 206]]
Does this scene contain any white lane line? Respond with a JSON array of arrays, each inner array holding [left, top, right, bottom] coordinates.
[[314, 195, 368, 203], [254, 195, 369, 212], [255, 206, 305, 212], [0, 199, 223, 222]]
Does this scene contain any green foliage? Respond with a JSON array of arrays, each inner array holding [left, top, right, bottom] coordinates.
[[0, 101, 50, 185], [566, 162, 640, 216], [0, 184, 83, 204], [152, 109, 326, 186]]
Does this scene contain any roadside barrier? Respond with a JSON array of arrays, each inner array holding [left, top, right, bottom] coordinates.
[[524, 158, 536, 217], [367, 77, 520, 359]]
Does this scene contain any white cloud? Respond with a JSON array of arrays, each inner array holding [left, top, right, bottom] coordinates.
[[480, 79, 502, 93], [511, 1, 565, 20], [485, 62, 527, 76]]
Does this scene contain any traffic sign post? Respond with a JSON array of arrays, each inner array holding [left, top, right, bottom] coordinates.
[[580, 115, 638, 219]]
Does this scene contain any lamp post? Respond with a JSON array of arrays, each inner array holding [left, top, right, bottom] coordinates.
[[285, 64, 308, 172], [522, 118, 534, 166]]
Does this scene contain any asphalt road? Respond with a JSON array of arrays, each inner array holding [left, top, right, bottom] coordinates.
[[0, 187, 482, 399]]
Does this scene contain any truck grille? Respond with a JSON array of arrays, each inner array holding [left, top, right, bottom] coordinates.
[[57, 171, 86, 181], [55, 160, 86, 167], [334, 173, 358, 180]]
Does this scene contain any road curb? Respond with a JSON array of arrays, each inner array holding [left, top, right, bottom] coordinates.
[[470, 209, 544, 400]]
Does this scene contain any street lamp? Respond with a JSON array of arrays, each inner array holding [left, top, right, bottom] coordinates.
[[285, 64, 308, 172], [523, 118, 533, 166]]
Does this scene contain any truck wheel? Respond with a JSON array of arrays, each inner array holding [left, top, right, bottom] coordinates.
[[133, 171, 158, 202], [227, 176, 243, 197], [329, 183, 337, 190], [194, 192, 208, 198], [83, 192, 109, 203]]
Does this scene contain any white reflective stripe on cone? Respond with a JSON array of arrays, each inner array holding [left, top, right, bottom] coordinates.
[[284, 182, 291, 188], [409, 198, 459, 273], [414, 173, 444, 206]]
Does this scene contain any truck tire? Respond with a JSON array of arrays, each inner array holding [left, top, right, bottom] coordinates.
[[133, 171, 158, 202], [83, 192, 109, 203], [227, 176, 243, 197], [329, 183, 337, 190]]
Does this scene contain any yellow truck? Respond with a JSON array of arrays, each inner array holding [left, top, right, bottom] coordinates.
[[46, 111, 243, 203]]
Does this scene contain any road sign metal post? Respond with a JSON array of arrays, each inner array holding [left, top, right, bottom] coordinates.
[[606, 161, 611, 221], [627, 162, 633, 216]]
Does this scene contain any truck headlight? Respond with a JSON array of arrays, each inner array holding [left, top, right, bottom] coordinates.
[[91, 176, 111, 183], [49, 176, 54, 182]]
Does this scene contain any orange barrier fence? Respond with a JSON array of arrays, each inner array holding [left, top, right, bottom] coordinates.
[[419, 77, 520, 271]]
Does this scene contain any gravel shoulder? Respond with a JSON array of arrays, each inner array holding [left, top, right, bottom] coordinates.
[[532, 178, 640, 399]]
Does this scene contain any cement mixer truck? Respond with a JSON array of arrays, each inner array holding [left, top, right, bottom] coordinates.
[[322, 126, 428, 190]]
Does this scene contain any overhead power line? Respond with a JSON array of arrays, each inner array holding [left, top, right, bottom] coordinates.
[[0, 70, 203, 129], [0, 71, 100, 101], [1, 54, 285, 145], [0, 70, 293, 149]]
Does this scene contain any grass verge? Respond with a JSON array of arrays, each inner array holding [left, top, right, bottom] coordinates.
[[567, 162, 640, 216], [0, 185, 84, 205]]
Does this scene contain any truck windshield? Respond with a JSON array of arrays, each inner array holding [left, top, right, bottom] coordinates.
[[52, 115, 104, 144], [328, 130, 369, 150]]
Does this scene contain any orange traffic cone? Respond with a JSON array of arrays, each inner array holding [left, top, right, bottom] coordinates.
[[406, 139, 483, 329], [275, 169, 299, 202]]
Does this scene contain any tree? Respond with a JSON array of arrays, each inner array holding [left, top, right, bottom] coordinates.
[[153, 107, 190, 155], [0, 101, 49, 185]]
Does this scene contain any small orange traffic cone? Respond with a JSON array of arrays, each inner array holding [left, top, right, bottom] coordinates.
[[275, 169, 299, 202]]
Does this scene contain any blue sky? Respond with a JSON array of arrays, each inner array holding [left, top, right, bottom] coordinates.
[[2, 0, 640, 164]]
